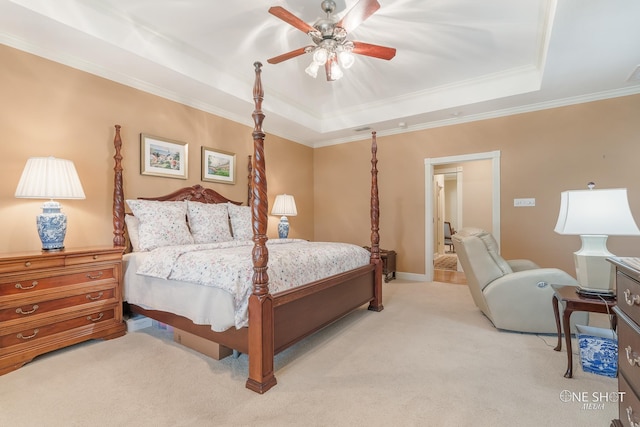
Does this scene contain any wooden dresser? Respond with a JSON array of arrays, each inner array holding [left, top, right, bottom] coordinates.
[[609, 258, 640, 427], [0, 246, 126, 375]]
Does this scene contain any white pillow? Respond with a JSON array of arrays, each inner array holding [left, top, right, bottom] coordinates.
[[227, 203, 252, 241], [126, 200, 194, 251], [124, 214, 141, 252], [186, 201, 232, 244]]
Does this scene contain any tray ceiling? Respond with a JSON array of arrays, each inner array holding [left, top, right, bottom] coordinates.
[[1, 0, 639, 147]]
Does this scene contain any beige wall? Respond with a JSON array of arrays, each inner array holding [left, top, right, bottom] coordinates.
[[436, 160, 493, 234], [0, 45, 314, 254], [459, 160, 493, 233], [314, 96, 640, 276]]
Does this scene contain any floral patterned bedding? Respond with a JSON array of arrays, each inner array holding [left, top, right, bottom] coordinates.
[[136, 239, 371, 329]]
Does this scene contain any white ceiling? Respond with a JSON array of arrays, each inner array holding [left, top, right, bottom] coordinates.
[[1, 0, 640, 147]]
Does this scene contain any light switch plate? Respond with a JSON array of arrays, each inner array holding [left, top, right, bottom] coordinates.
[[514, 198, 535, 207]]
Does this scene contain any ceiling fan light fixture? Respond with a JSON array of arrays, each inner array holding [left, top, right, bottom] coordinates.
[[338, 50, 355, 69], [268, 0, 395, 81], [305, 62, 320, 78], [312, 47, 329, 65], [330, 60, 344, 80]]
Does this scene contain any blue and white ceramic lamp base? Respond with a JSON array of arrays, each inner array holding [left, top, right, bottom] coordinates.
[[37, 201, 67, 250], [278, 216, 290, 239]]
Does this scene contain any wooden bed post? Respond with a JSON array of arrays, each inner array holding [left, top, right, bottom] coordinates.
[[247, 155, 252, 206], [245, 62, 277, 394], [113, 124, 126, 249], [368, 131, 384, 312]]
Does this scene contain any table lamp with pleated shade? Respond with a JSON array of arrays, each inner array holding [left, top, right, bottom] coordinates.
[[15, 157, 86, 250]]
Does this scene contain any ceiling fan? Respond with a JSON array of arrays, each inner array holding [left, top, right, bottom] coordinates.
[[267, 0, 396, 81]]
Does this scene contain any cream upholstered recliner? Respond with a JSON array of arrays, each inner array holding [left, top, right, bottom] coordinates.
[[452, 227, 587, 334]]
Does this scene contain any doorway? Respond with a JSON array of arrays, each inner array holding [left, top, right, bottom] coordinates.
[[433, 169, 462, 282], [434, 168, 462, 257], [424, 151, 501, 282]]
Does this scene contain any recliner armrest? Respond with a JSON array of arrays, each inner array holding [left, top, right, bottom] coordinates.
[[507, 259, 540, 272], [482, 268, 583, 333], [486, 268, 578, 294]]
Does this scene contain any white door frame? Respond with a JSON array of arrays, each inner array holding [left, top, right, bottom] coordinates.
[[424, 151, 501, 281]]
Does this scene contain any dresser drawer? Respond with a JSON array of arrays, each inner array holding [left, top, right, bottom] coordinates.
[[65, 251, 122, 266], [0, 256, 65, 274], [619, 374, 640, 427], [0, 287, 115, 323], [618, 271, 640, 327], [618, 312, 640, 398], [0, 265, 117, 298], [0, 308, 116, 350]]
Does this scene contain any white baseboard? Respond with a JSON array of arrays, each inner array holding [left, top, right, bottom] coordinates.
[[395, 272, 429, 282]]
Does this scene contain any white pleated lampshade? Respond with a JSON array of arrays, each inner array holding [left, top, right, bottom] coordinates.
[[271, 194, 297, 217], [15, 157, 86, 200]]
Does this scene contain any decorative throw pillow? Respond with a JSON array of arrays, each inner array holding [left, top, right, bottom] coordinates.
[[126, 199, 194, 251], [227, 203, 252, 241], [124, 214, 141, 252], [186, 201, 232, 244]]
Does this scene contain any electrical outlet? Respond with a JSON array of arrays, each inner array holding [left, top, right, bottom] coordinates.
[[514, 198, 535, 207]]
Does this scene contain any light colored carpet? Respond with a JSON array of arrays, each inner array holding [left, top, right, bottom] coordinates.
[[0, 281, 617, 426]]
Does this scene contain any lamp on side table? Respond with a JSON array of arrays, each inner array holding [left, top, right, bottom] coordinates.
[[15, 157, 86, 251], [271, 194, 297, 239], [554, 183, 640, 295]]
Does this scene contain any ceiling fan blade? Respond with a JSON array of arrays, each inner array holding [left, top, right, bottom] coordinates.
[[268, 6, 316, 34], [352, 41, 396, 60], [267, 47, 310, 64], [337, 0, 381, 33]]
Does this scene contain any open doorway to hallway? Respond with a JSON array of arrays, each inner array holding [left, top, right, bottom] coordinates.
[[424, 151, 501, 283], [434, 169, 464, 283]]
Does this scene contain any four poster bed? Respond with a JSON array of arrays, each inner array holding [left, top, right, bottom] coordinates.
[[112, 62, 383, 394]]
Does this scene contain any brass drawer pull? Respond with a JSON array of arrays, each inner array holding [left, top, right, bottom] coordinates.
[[87, 313, 104, 322], [24, 261, 31, 267], [86, 272, 103, 280], [624, 288, 640, 306], [86, 292, 104, 301], [93, 255, 99, 260], [15, 281, 38, 290], [627, 406, 640, 427], [16, 305, 39, 315], [626, 345, 640, 367], [17, 329, 39, 340]]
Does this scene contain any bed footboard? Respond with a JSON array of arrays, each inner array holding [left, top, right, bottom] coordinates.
[[273, 265, 376, 353]]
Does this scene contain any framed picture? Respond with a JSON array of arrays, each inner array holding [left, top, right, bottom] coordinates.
[[201, 147, 236, 184], [140, 134, 188, 179]]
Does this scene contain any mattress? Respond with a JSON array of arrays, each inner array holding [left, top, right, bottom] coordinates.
[[124, 252, 237, 332], [123, 239, 371, 331]]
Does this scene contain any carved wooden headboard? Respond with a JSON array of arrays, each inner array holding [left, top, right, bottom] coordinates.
[[138, 184, 243, 205]]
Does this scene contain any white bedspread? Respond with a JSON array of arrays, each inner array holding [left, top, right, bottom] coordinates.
[[134, 239, 371, 329]]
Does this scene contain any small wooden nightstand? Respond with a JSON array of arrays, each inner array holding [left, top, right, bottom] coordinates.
[[0, 246, 126, 375], [363, 246, 397, 282], [551, 285, 617, 378]]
